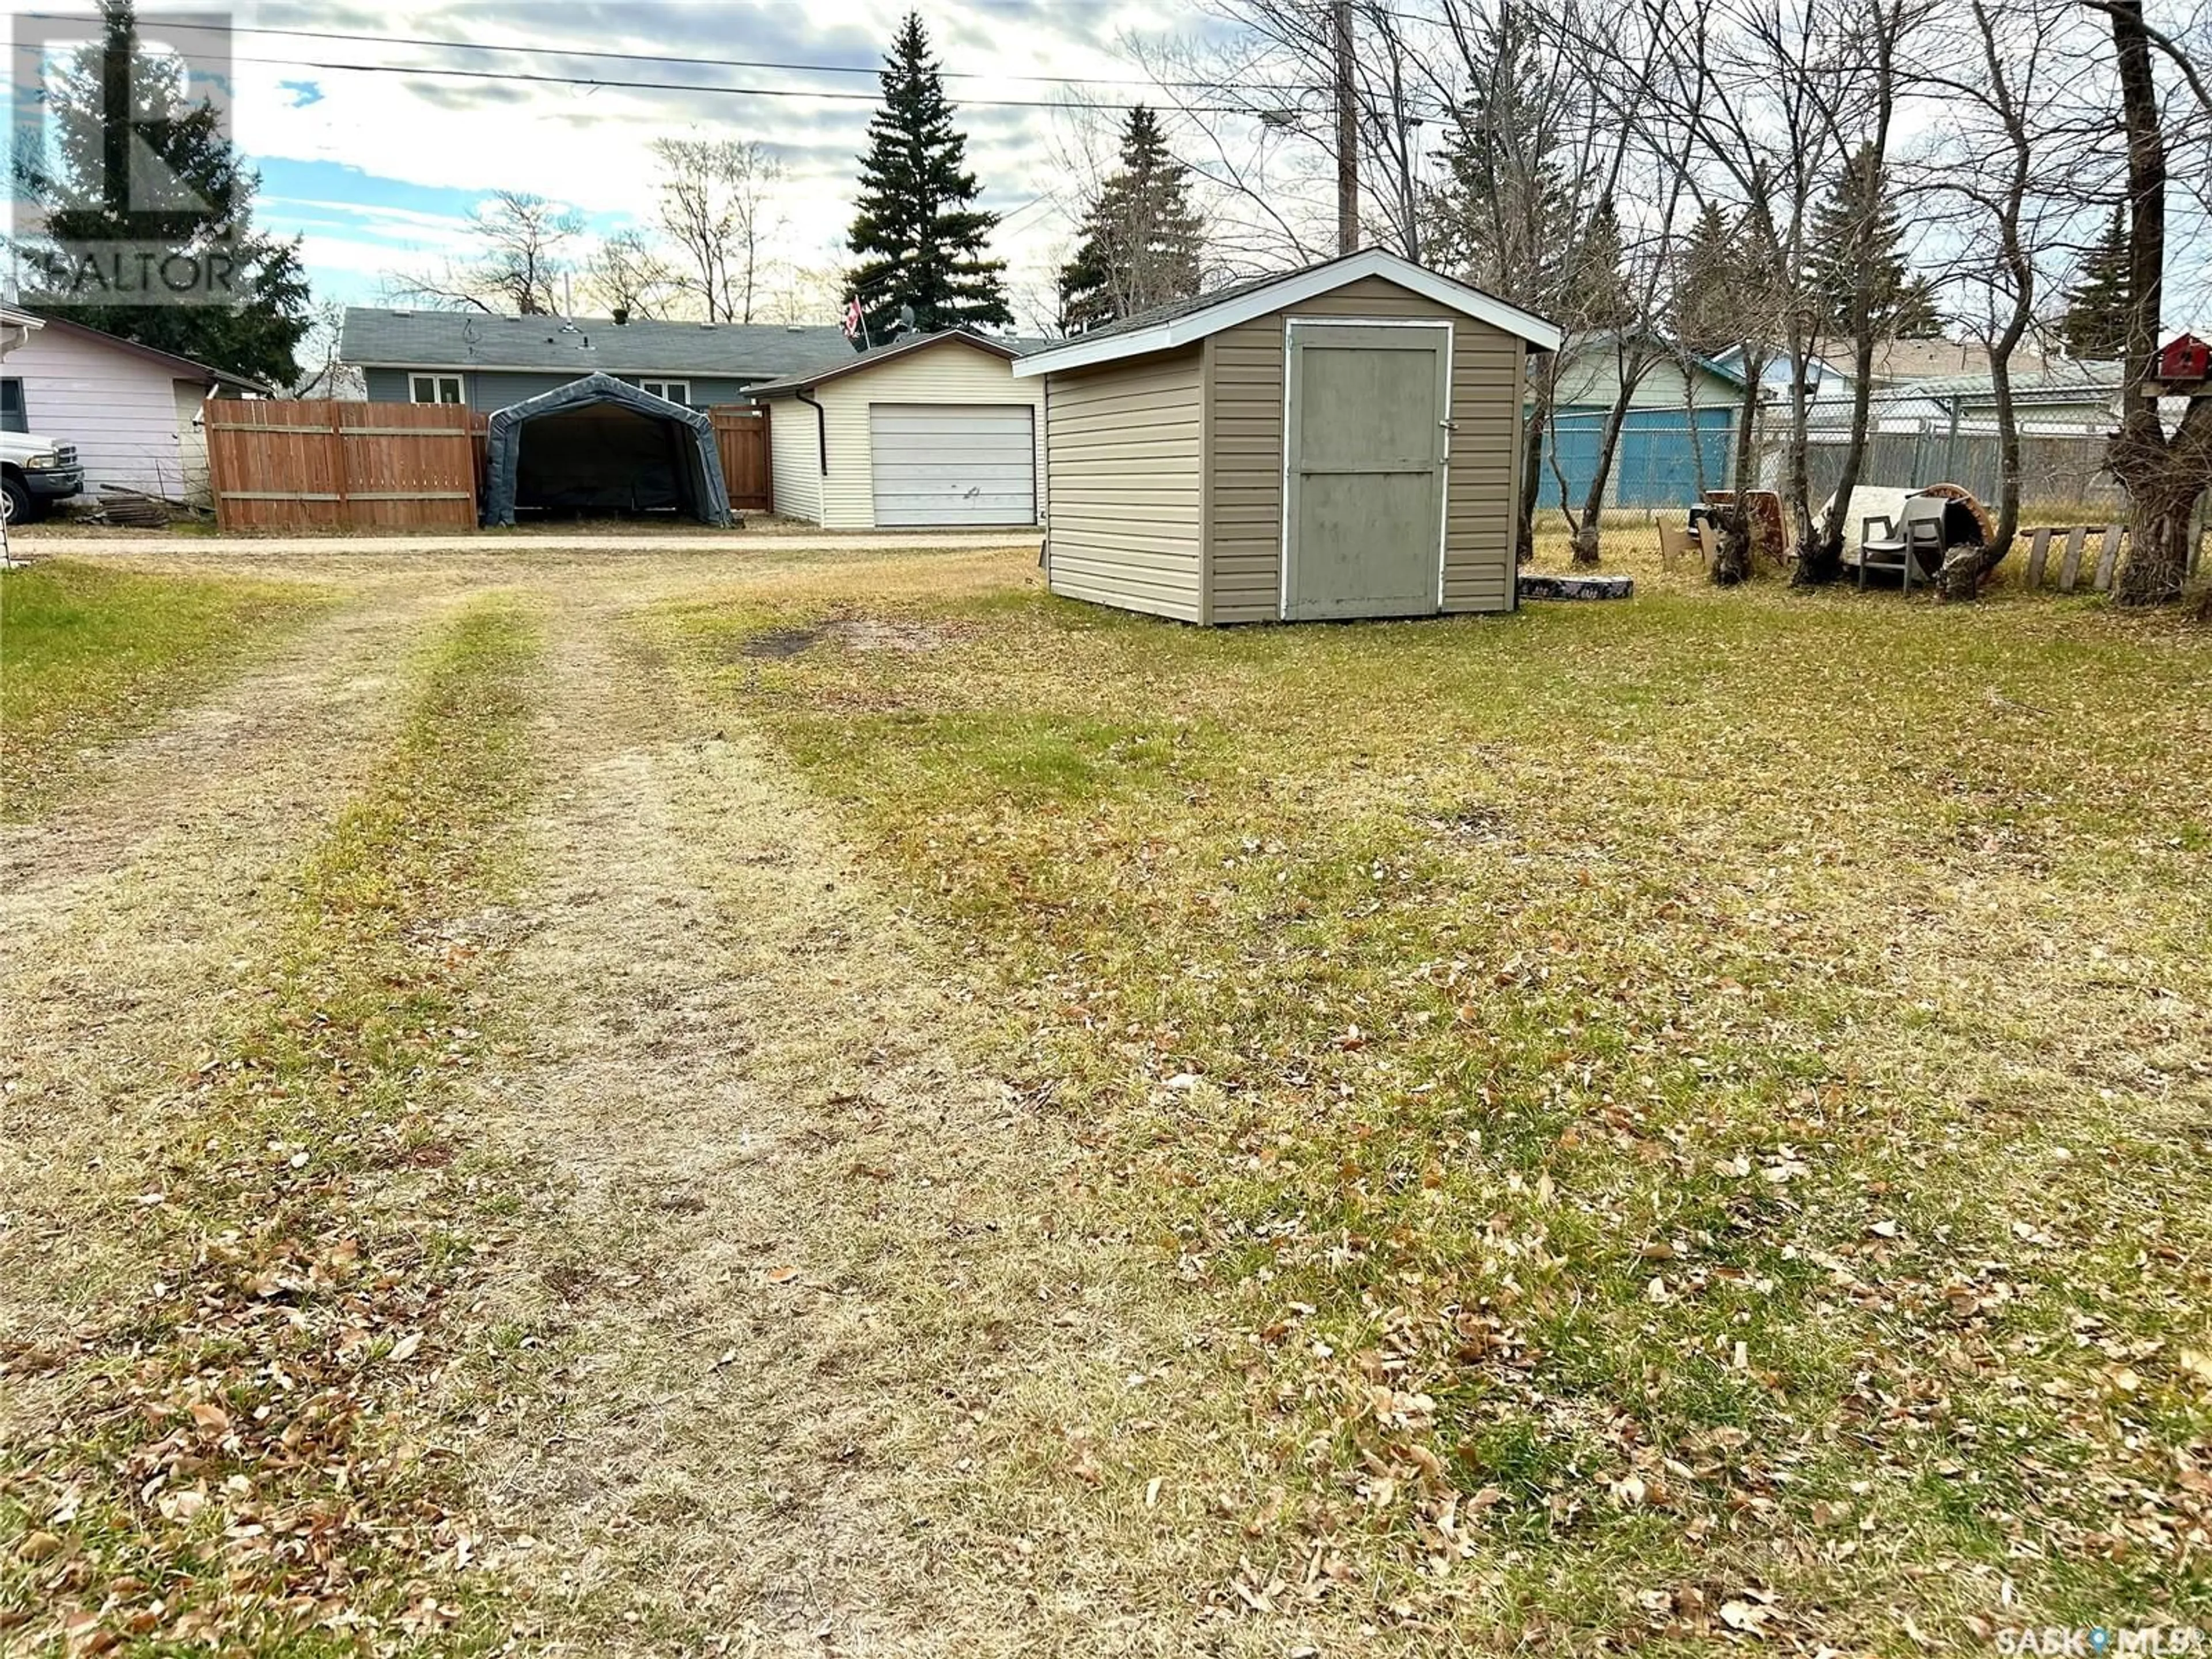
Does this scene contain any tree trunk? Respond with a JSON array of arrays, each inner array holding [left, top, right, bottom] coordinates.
[[1781, 339, 1817, 570], [1940, 369, 2024, 601], [1570, 347, 1659, 569], [1517, 378, 1554, 566], [1571, 399, 1636, 567], [2113, 464, 2198, 607], [1805, 324, 1879, 585], [1710, 350, 1764, 585], [2103, 0, 2212, 608]]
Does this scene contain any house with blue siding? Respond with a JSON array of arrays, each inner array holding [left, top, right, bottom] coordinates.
[[339, 308, 849, 411], [1536, 334, 1745, 510]]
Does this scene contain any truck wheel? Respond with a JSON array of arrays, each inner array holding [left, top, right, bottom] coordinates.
[[1, 475, 30, 525]]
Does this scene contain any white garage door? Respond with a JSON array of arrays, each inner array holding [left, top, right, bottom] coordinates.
[[869, 403, 1036, 527]]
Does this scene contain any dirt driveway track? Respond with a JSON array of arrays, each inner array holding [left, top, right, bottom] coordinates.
[[1, 541, 1248, 1658]]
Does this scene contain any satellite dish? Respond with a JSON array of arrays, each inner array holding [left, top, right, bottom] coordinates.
[[896, 303, 916, 333]]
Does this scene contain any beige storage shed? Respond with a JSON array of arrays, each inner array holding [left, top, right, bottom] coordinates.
[[1013, 249, 1561, 623]]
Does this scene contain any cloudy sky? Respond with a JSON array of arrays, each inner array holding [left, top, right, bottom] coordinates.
[[33, 1, 1246, 328]]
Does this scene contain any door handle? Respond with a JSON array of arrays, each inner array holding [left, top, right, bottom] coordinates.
[[1438, 419, 1457, 430]]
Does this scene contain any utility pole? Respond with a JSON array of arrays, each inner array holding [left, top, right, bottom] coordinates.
[[1334, 0, 1358, 255]]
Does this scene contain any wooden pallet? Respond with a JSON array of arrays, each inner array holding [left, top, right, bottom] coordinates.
[[2022, 524, 2123, 593]]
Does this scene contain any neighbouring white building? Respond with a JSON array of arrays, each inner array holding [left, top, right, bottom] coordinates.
[[0, 308, 267, 502], [745, 328, 1047, 529]]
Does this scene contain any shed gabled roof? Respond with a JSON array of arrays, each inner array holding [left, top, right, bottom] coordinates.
[[744, 327, 1032, 399], [1012, 248, 1563, 378], [340, 306, 850, 378]]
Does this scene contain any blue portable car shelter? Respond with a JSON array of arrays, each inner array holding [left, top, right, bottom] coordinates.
[[480, 372, 731, 527]]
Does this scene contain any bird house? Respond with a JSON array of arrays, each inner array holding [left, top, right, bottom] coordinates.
[[2152, 332, 2211, 388]]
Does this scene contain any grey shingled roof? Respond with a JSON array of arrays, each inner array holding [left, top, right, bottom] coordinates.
[[339, 307, 850, 377], [744, 326, 1048, 398], [1056, 268, 1286, 348], [1044, 246, 1569, 350]]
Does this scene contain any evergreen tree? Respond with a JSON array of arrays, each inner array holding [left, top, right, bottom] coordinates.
[[16, 0, 311, 386], [844, 13, 1009, 344], [1057, 107, 1203, 333], [1421, 7, 1574, 307], [1670, 203, 1744, 358], [1568, 193, 1633, 333], [1805, 143, 1942, 339], [2059, 206, 2132, 361]]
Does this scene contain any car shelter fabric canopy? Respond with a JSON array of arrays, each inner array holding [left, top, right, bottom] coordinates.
[[481, 372, 731, 526]]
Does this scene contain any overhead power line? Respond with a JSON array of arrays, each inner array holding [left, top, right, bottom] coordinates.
[[26, 11, 1228, 97], [204, 51, 1254, 113]]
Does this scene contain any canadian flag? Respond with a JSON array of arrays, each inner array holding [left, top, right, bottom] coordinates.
[[842, 296, 863, 339]]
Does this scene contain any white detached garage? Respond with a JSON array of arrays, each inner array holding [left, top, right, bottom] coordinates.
[[747, 328, 1044, 529]]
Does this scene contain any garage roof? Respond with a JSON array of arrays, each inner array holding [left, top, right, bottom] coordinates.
[[1012, 248, 1563, 377], [744, 326, 1038, 399], [340, 307, 849, 377]]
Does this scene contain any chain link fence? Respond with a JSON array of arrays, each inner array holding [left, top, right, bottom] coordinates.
[[1521, 391, 2212, 585], [1783, 393, 2124, 514]]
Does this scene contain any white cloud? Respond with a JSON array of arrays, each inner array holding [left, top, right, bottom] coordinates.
[[212, 1, 1195, 317]]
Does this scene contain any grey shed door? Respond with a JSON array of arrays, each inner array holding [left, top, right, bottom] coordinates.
[[1283, 323, 1450, 620], [870, 403, 1036, 527]]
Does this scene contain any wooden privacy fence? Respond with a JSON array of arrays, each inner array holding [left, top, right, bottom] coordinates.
[[708, 404, 772, 513], [207, 400, 487, 532]]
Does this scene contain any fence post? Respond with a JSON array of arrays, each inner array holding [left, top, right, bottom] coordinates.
[[1942, 397, 1960, 483], [331, 406, 350, 525]]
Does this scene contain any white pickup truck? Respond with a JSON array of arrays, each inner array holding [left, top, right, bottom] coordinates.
[[0, 429, 83, 522]]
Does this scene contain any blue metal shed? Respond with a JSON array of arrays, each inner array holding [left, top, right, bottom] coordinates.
[[1542, 406, 1736, 509]]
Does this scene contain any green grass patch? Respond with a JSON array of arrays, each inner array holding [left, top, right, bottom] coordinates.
[[650, 565, 2212, 1646], [0, 600, 541, 1654], [0, 558, 332, 816]]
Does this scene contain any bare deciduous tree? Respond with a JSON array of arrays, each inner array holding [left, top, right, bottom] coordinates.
[[285, 298, 359, 399], [2101, 0, 2212, 607], [653, 137, 785, 324], [385, 190, 581, 316], [1916, 0, 2095, 593], [1798, 0, 1926, 585], [584, 230, 683, 321]]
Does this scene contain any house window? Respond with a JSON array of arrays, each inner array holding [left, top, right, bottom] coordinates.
[[638, 378, 690, 404], [0, 378, 23, 433], [409, 374, 463, 405]]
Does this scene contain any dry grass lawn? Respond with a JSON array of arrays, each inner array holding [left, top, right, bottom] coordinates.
[[0, 559, 332, 817], [647, 543, 2212, 1650], [2, 537, 2206, 1657]]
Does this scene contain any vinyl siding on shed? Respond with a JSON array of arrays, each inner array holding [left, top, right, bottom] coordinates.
[[1206, 274, 1521, 622], [760, 339, 1044, 529], [1043, 347, 1205, 622]]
